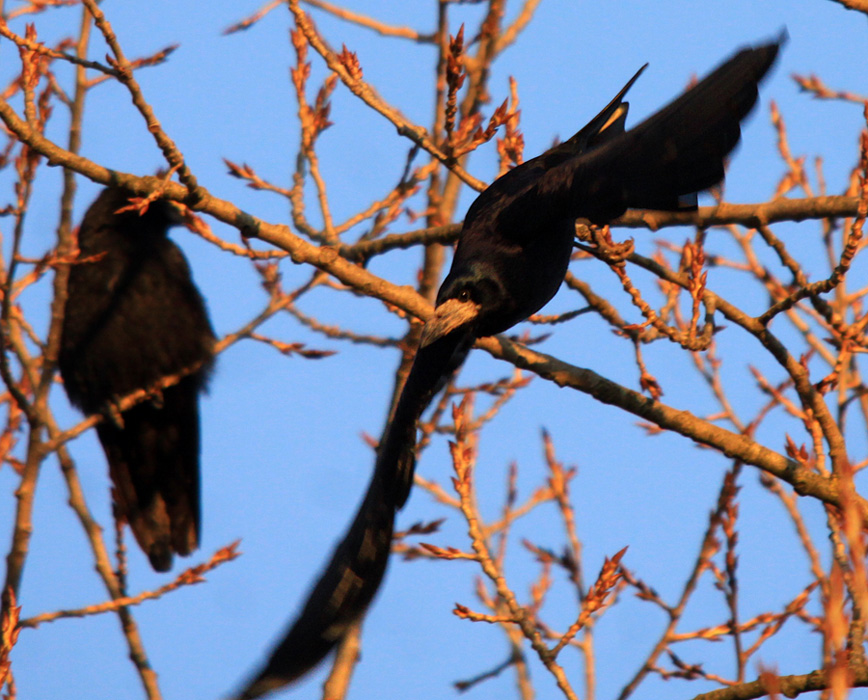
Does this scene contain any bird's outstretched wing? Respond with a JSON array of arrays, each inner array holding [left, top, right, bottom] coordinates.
[[234, 330, 471, 698], [234, 470, 394, 698]]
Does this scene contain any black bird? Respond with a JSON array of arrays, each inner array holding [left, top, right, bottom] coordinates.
[[235, 38, 781, 697], [59, 186, 216, 572]]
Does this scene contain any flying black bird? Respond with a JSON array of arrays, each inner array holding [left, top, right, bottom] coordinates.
[[59, 186, 216, 572], [235, 38, 781, 697]]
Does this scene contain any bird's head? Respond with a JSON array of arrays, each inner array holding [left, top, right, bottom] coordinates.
[[91, 187, 184, 237], [420, 267, 504, 348]]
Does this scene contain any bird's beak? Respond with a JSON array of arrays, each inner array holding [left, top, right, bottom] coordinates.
[[420, 298, 480, 348]]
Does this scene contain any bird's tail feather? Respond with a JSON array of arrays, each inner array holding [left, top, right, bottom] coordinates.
[[559, 38, 783, 222], [98, 381, 201, 573]]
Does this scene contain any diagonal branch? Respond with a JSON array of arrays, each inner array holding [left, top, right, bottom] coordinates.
[[481, 335, 864, 522], [286, 0, 486, 191]]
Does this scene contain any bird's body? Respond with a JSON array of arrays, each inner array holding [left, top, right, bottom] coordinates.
[[59, 187, 215, 572], [236, 38, 781, 697]]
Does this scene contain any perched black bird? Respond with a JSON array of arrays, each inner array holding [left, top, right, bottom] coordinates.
[[59, 186, 215, 572], [235, 38, 781, 697]]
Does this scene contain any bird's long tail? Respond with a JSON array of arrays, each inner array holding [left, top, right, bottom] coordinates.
[[551, 37, 783, 223], [99, 379, 202, 572]]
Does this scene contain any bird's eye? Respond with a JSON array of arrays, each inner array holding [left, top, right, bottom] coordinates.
[[457, 289, 472, 303]]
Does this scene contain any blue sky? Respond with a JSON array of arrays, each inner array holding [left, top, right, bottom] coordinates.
[[1, 1, 866, 699]]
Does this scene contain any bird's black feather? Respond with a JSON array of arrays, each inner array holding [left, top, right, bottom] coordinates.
[[235, 330, 470, 697], [234, 37, 781, 698], [59, 186, 215, 572]]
